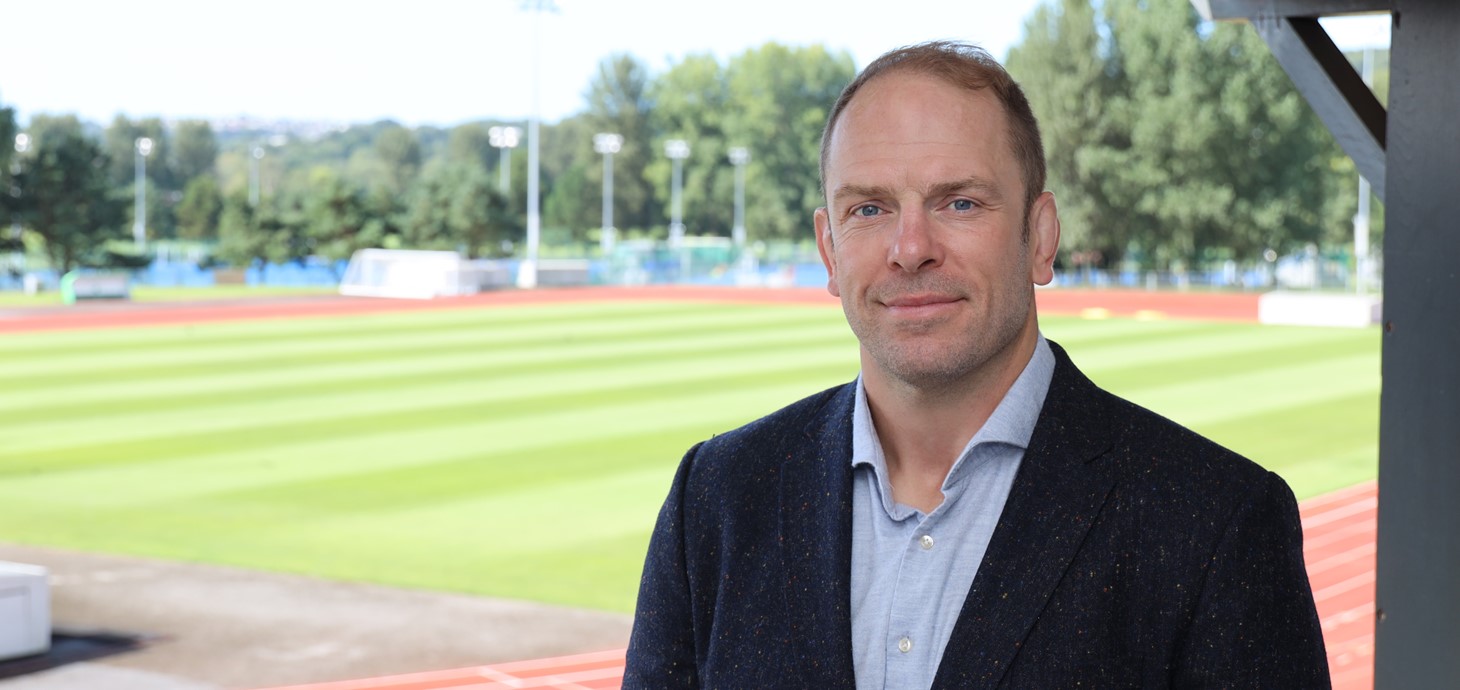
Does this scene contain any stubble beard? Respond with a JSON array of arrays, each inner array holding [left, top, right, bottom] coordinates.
[[845, 277, 1033, 395]]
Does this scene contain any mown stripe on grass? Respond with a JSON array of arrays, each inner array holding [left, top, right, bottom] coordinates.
[[0, 327, 856, 458], [0, 374, 848, 508], [0, 317, 855, 423], [0, 301, 1381, 613], [0, 303, 845, 387]]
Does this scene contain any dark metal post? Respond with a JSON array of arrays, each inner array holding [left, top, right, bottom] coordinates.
[[1375, 1, 1460, 686]]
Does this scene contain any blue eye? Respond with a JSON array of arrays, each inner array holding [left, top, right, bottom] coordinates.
[[854, 205, 881, 217], [951, 199, 975, 211]]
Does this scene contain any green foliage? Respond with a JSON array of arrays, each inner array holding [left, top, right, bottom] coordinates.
[[725, 43, 855, 239], [583, 54, 658, 232], [372, 123, 422, 195], [404, 162, 516, 258], [299, 169, 393, 263], [215, 192, 266, 266], [445, 122, 495, 172], [1008, 0, 1358, 269], [171, 120, 219, 183], [176, 175, 223, 240], [0, 98, 15, 228], [14, 115, 127, 274]]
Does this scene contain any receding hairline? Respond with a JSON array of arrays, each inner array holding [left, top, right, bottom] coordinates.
[[818, 41, 1047, 216]]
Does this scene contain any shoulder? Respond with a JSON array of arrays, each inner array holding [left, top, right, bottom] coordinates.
[[1044, 340, 1289, 513]]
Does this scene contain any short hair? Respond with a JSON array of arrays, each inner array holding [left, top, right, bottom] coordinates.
[[819, 41, 1047, 215]]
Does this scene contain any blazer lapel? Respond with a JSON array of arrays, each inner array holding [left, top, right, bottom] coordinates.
[[779, 383, 858, 687], [932, 343, 1120, 689]]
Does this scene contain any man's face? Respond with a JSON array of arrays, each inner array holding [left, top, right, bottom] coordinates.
[[815, 72, 1059, 391]]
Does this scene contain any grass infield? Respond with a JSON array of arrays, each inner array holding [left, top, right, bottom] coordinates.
[[0, 301, 1378, 612]]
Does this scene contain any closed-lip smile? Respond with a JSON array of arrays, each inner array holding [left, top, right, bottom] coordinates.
[[883, 293, 961, 309]]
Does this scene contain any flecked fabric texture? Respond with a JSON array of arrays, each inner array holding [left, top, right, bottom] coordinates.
[[623, 340, 1330, 689]]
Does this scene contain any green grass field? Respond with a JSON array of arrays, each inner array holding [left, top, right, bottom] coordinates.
[[0, 300, 1378, 612]]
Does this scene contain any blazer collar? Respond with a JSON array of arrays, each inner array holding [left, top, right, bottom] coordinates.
[[779, 382, 859, 686], [776, 342, 1122, 688], [932, 340, 1120, 688]]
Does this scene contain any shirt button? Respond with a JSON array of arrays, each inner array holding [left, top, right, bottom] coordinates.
[[897, 636, 913, 653], [919, 534, 935, 550]]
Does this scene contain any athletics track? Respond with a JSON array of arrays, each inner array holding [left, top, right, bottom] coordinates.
[[0, 286, 1374, 687]]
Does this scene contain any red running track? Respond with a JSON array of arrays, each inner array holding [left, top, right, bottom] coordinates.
[[0, 285, 1263, 334], [262, 482, 1378, 690]]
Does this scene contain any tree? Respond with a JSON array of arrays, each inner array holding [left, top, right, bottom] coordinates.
[[446, 122, 495, 173], [541, 114, 601, 240], [171, 120, 219, 184], [215, 191, 266, 266], [724, 43, 856, 241], [373, 124, 421, 195], [105, 115, 170, 189], [647, 54, 730, 240], [176, 175, 222, 240], [403, 162, 514, 258], [1006, 0, 1127, 267], [0, 97, 16, 233], [583, 54, 658, 233], [300, 169, 388, 263], [17, 116, 127, 274], [1007, 0, 1348, 269], [103, 115, 175, 240]]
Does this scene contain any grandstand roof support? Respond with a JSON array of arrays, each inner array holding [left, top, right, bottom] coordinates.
[[1194, 1, 1460, 687], [1197, 0, 1390, 199]]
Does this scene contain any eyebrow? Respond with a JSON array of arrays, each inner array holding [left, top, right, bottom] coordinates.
[[831, 175, 1003, 208]]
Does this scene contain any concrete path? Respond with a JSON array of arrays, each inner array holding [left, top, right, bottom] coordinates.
[[0, 543, 632, 690]]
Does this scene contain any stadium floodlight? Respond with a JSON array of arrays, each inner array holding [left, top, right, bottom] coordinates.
[[488, 125, 522, 194], [665, 139, 690, 247], [594, 133, 623, 253], [134, 137, 153, 251], [9, 135, 26, 239], [728, 147, 750, 248], [249, 145, 266, 207]]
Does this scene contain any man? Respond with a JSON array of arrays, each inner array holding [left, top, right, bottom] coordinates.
[[624, 41, 1329, 688]]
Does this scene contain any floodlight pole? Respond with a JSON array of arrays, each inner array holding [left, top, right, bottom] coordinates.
[[518, 0, 556, 289], [133, 137, 153, 251], [594, 133, 623, 253], [10, 134, 28, 241], [249, 145, 265, 207], [729, 146, 750, 248], [489, 125, 521, 195], [665, 139, 689, 247]]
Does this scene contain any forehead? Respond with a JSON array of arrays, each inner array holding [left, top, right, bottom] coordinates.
[[825, 72, 1016, 187]]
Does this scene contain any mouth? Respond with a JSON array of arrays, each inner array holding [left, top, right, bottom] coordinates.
[[881, 293, 963, 316]]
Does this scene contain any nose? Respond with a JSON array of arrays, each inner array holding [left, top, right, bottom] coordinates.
[[888, 207, 942, 273]]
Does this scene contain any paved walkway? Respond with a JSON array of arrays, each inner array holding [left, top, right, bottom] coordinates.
[[0, 545, 632, 690]]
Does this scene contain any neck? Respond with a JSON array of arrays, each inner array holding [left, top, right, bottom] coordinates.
[[863, 323, 1039, 512]]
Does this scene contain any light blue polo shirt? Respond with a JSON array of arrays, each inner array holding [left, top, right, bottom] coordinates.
[[849, 335, 1055, 690]]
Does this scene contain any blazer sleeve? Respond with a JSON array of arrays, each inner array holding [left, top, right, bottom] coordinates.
[[622, 443, 702, 689], [1173, 471, 1332, 688]]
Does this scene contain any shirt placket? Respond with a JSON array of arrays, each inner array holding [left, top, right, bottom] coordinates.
[[882, 508, 946, 689]]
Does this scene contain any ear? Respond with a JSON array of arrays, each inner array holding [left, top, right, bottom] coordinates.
[[1027, 191, 1061, 286], [815, 207, 841, 297]]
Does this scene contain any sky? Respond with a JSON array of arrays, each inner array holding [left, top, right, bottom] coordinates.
[[0, 0, 1391, 129]]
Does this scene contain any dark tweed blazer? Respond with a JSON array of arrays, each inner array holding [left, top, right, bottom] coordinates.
[[624, 341, 1330, 688]]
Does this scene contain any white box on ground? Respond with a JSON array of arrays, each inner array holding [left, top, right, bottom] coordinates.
[[1258, 292, 1382, 329], [0, 561, 50, 661]]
